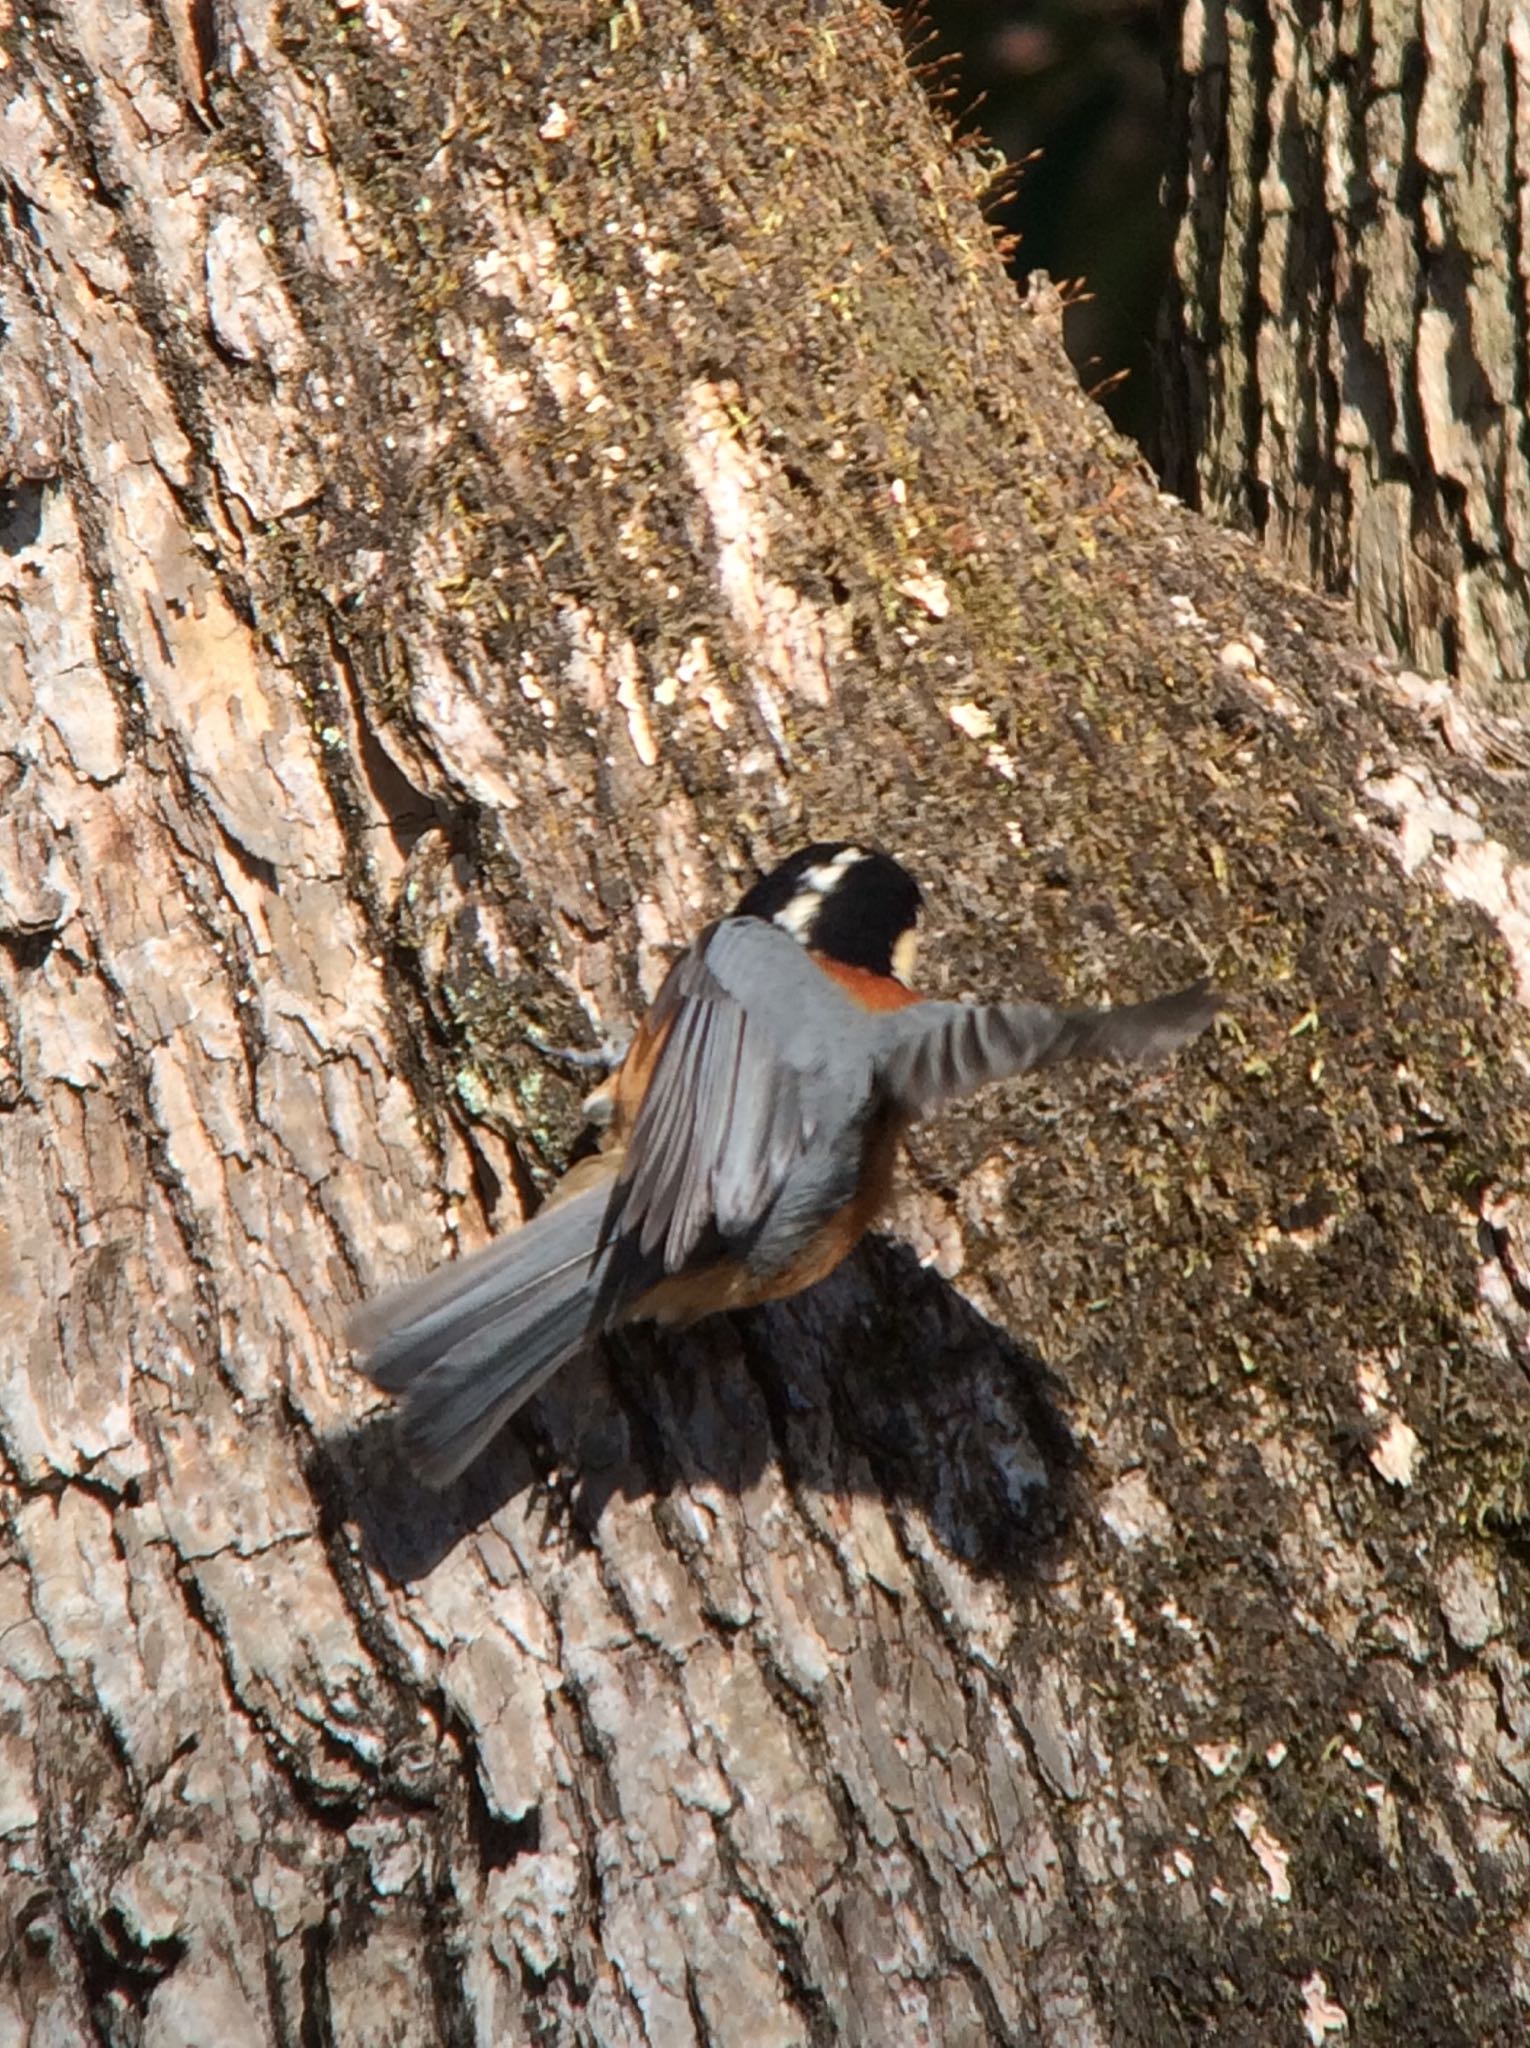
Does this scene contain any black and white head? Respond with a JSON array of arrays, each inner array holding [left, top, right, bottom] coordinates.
[[734, 842, 924, 985]]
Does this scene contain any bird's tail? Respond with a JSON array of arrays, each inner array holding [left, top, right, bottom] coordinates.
[[351, 1182, 613, 1486]]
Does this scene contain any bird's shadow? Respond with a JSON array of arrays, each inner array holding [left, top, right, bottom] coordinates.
[[325, 1236, 1088, 1593]]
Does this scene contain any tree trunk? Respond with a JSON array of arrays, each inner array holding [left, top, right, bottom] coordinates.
[[2, 1, 1529, 2043], [1161, 0, 1530, 692]]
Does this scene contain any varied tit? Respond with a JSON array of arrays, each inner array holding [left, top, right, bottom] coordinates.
[[354, 843, 1219, 1485]]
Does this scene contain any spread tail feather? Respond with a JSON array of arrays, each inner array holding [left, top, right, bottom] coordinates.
[[351, 1183, 612, 1486]]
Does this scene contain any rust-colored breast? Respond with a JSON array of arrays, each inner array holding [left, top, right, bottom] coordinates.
[[607, 1006, 674, 1146], [810, 954, 924, 1013]]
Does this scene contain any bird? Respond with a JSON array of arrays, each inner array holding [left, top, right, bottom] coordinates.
[[353, 842, 1219, 1485]]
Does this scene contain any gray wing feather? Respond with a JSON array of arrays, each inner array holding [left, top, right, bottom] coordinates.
[[877, 981, 1219, 1119], [654, 993, 743, 1264], [620, 992, 713, 1256], [712, 1042, 795, 1238], [599, 920, 870, 1288]]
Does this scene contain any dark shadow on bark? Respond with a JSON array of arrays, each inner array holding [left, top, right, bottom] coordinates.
[[326, 1235, 1086, 1591]]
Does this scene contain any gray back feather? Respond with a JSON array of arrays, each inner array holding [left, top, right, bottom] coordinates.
[[597, 921, 876, 1298]]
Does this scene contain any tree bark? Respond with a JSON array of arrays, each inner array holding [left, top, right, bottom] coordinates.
[[2, 1, 1529, 2043], [1161, 0, 1530, 692]]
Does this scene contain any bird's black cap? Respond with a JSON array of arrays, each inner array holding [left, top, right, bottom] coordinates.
[[734, 843, 923, 979]]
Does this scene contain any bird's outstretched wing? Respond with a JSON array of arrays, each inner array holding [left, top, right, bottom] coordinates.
[[875, 981, 1219, 1120], [595, 918, 875, 1306]]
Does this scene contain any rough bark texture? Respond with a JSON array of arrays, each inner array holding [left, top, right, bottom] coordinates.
[[1162, 0, 1530, 691], [2, 1, 1530, 2043]]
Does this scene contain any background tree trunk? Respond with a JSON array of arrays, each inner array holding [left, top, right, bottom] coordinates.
[[1161, 0, 1530, 693], [2, 1, 1529, 2042]]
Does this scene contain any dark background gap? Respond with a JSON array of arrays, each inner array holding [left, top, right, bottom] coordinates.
[[912, 0, 1173, 454]]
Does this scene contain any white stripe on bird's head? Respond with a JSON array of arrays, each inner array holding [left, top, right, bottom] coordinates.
[[773, 846, 866, 938]]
